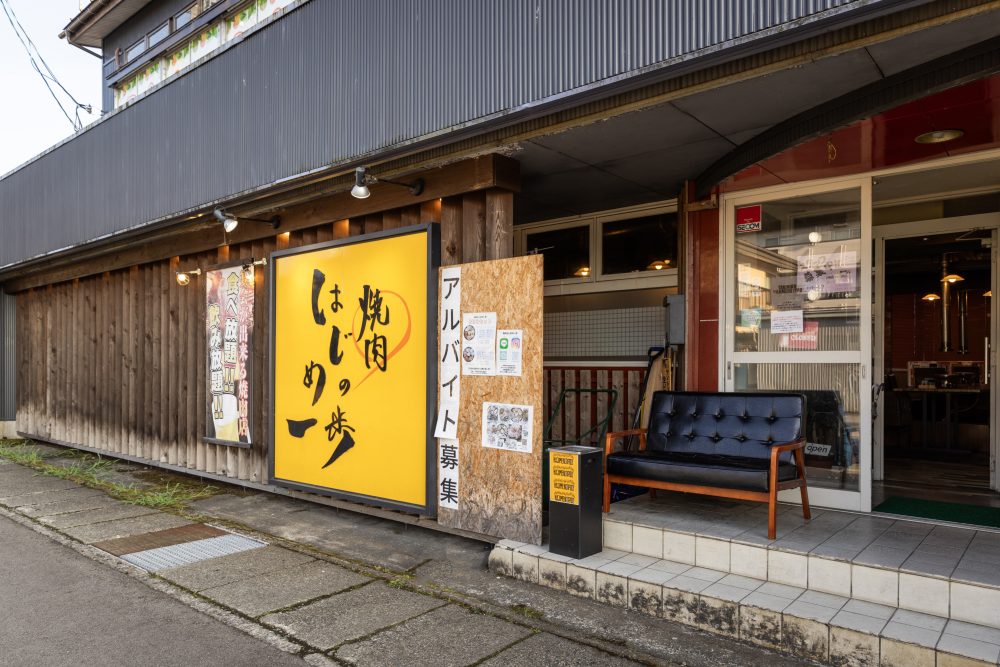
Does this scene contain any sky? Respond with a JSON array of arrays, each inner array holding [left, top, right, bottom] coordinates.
[[0, 0, 101, 176]]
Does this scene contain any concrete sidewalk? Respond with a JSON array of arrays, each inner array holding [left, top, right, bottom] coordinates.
[[0, 443, 809, 666]]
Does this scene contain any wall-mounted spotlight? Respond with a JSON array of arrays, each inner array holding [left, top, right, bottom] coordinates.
[[175, 268, 202, 286], [350, 166, 424, 199], [213, 208, 281, 233], [242, 257, 267, 283]]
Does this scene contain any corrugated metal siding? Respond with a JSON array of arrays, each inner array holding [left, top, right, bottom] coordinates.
[[1, 0, 883, 268], [0, 292, 14, 421]]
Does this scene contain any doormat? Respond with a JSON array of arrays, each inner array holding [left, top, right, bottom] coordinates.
[[874, 496, 1000, 529]]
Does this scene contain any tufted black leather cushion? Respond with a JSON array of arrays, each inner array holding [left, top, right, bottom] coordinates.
[[607, 451, 799, 491], [607, 391, 806, 491]]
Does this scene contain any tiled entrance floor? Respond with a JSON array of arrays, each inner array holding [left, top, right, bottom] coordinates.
[[603, 492, 1000, 626], [490, 492, 1000, 665]]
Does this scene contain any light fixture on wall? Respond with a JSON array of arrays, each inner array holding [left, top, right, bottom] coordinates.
[[985, 290, 993, 297], [350, 167, 424, 199], [941, 274, 965, 284], [646, 259, 671, 271], [213, 208, 281, 233], [914, 129, 964, 144], [573, 266, 591, 277], [242, 257, 267, 283], [808, 231, 822, 244], [921, 293, 941, 302], [175, 268, 202, 286]]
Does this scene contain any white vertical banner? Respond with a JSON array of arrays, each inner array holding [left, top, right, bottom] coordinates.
[[438, 439, 460, 509], [436, 267, 462, 508]]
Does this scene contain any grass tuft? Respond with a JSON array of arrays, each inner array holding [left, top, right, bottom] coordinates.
[[509, 603, 544, 619], [0, 440, 217, 512], [387, 574, 414, 590]]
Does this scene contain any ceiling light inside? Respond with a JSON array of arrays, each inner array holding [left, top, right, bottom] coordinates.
[[914, 129, 964, 144]]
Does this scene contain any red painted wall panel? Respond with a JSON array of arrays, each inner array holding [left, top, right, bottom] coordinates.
[[684, 206, 720, 391]]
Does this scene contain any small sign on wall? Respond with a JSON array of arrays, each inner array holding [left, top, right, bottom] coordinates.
[[736, 205, 763, 233], [550, 450, 579, 505]]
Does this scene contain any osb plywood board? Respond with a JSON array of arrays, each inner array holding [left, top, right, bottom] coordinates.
[[437, 254, 543, 544]]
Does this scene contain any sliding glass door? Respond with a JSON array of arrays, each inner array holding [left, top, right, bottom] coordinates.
[[721, 178, 872, 511]]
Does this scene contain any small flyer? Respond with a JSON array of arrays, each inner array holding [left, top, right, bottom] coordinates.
[[779, 320, 819, 350], [482, 402, 533, 453], [772, 275, 804, 309], [770, 309, 804, 334], [739, 309, 762, 331], [461, 312, 497, 376], [496, 329, 523, 377]]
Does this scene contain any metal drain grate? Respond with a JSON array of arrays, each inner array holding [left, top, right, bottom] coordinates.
[[121, 533, 265, 571]]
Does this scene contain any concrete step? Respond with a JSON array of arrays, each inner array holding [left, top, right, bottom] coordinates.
[[490, 542, 1000, 666], [600, 512, 1000, 632]]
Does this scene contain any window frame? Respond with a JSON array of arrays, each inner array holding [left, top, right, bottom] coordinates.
[[124, 38, 146, 63], [515, 200, 679, 296], [173, 4, 199, 31], [148, 20, 171, 48]]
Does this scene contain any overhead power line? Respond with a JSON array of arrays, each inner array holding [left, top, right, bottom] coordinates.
[[0, 0, 92, 131]]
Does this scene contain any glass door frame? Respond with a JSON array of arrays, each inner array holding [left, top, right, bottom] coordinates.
[[719, 176, 874, 512], [872, 213, 1000, 492]]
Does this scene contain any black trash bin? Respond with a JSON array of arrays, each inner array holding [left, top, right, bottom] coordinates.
[[548, 445, 603, 559]]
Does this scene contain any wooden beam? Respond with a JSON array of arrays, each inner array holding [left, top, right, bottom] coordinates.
[[2, 154, 520, 293]]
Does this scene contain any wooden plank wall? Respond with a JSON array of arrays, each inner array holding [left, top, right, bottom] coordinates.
[[14, 190, 511, 486]]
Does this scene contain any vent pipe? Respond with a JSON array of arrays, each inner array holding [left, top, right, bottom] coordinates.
[[941, 257, 952, 352], [959, 290, 969, 355]]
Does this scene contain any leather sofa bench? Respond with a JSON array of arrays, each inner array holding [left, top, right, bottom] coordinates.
[[603, 391, 811, 540]]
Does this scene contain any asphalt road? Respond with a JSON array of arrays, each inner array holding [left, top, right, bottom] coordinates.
[[0, 513, 306, 667]]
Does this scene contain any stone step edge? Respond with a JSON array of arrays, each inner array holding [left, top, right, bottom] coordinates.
[[601, 516, 1000, 606], [489, 544, 1000, 667]]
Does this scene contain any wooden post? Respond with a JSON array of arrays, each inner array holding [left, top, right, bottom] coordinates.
[[485, 189, 513, 260], [461, 192, 486, 262], [440, 197, 462, 266]]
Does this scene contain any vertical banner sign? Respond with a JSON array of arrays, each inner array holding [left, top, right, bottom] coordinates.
[[206, 265, 254, 446], [435, 266, 462, 511], [438, 439, 459, 510], [434, 267, 462, 441], [271, 226, 438, 514]]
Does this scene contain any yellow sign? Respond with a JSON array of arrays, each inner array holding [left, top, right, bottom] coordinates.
[[550, 451, 579, 505], [271, 228, 435, 512]]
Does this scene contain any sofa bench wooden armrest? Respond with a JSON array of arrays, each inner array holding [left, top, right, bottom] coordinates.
[[601, 391, 811, 540]]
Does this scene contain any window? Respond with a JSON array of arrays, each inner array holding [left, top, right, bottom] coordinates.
[[125, 39, 146, 63], [601, 212, 678, 275], [174, 3, 199, 30], [148, 21, 170, 47], [515, 201, 679, 294], [525, 225, 590, 281]]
